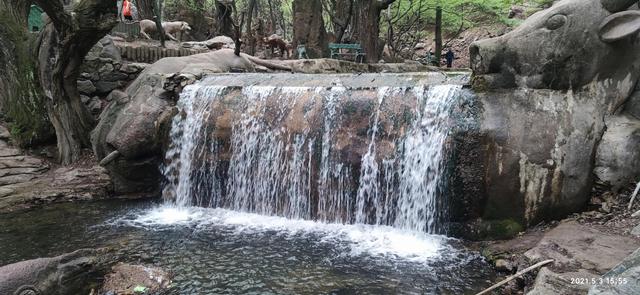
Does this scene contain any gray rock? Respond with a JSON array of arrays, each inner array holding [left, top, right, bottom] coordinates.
[[101, 263, 172, 294], [204, 35, 235, 49], [594, 114, 640, 188], [527, 267, 594, 295], [85, 42, 103, 61], [77, 80, 97, 95], [94, 81, 122, 94], [87, 97, 102, 114], [100, 71, 129, 82], [0, 249, 114, 295], [625, 87, 640, 119], [90, 49, 287, 194], [98, 36, 121, 63], [99, 35, 114, 46], [464, 0, 640, 228], [99, 63, 115, 74], [471, 0, 640, 91], [524, 221, 638, 274], [495, 259, 515, 272], [471, 88, 609, 226], [120, 62, 147, 74], [589, 248, 640, 294], [0, 125, 11, 140], [631, 224, 640, 237], [80, 94, 91, 103], [0, 164, 112, 212]]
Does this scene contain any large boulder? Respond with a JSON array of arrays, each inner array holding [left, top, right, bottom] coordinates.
[[91, 49, 282, 194], [0, 249, 114, 295], [0, 126, 113, 213], [594, 114, 640, 188], [467, 0, 640, 228]]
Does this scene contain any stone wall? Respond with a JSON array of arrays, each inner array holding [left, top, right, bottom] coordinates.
[[78, 36, 147, 117]]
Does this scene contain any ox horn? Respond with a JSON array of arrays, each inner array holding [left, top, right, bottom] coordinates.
[[602, 0, 638, 12]]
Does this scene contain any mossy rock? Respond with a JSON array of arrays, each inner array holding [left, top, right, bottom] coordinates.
[[481, 219, 524, 240], [448, 218, 524, 241]]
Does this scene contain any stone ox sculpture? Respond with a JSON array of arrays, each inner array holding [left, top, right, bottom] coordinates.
[[461, 0, 640, 235]]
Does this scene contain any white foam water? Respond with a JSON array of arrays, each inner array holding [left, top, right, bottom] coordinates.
[[122, 205, 448, 263]]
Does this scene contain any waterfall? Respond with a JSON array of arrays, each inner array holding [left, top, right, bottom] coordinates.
[[163, 82, 462, 234], [394, 85, 459, 233]]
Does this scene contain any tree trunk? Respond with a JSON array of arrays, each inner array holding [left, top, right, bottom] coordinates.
[[0, 1, 53, 145], [35, 0, 118, 164], [267, 0, 276, 34], [351, 0, 395, 63], [136, 0, 155, 19], [216, 0, 235, 37], [434, 6, 442, 67], [332, 0, 353, 43], [154, 0, 165, 47], [172, 0, 205, 40], [245, 0, 257, 55], [292, 0, 327, 58]]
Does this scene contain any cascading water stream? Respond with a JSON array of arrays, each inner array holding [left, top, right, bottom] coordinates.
[[162, 82, 462, 235]]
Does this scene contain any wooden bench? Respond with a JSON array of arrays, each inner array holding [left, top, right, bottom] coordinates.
[[329, 43, 365, 63]]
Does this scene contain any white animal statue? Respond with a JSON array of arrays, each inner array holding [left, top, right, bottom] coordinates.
[[139, 19, 192, 42]]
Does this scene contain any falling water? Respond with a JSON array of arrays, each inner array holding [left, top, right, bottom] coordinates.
[[163, 82, 462, 234], [394, 85, 460, 233]]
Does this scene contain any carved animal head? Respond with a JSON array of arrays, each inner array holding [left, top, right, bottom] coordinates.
[[181, 22, 192, 31], [470, 0, 640, 90]]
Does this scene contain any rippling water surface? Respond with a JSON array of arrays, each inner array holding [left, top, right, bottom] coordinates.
[[0, 200, 495, 294]]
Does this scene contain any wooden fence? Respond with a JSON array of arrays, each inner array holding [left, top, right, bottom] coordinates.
[[111, 21, 141, 39], [116, 44, 209, 63]]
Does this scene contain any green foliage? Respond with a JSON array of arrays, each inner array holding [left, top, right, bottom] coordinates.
[[384, 0, 524, 34]]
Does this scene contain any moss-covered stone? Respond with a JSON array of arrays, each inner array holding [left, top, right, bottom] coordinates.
[[0, 6, 53, 147], [449, 218, 524, 241]]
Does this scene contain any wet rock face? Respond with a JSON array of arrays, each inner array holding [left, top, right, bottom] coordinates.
[[90, 47, 450, 196], [594, 115, 640, 188], [464, 0, 640, 229], [474, 89, 609, 226]]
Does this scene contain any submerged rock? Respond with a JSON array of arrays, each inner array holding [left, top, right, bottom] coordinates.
[[101, 263, 172, 295]]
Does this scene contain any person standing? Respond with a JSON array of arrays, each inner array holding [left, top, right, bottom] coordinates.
[[445, 49, 455, 68], [123, 0, 133, 22], [425, 48, 434, 66]]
